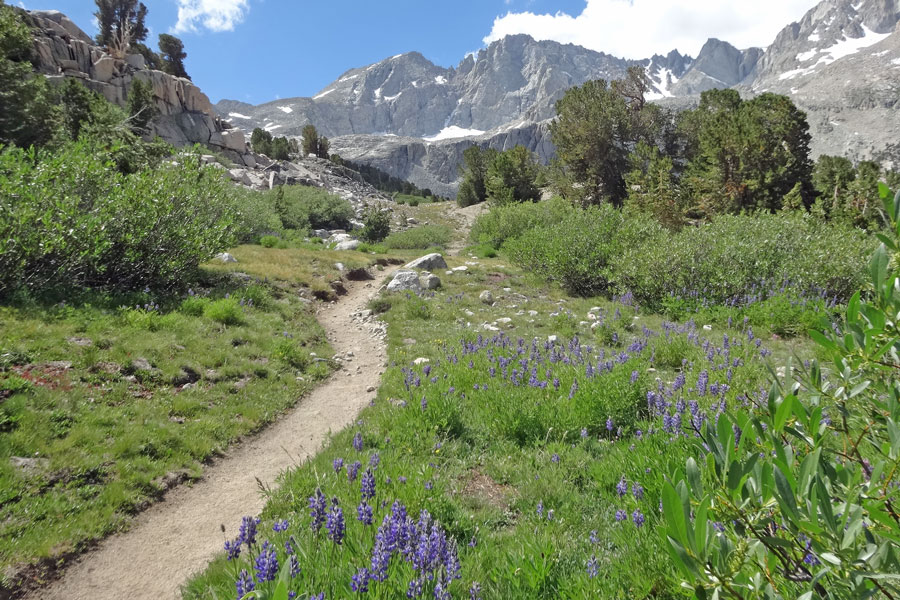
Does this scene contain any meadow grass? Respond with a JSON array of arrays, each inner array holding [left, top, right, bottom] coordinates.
[[0, 253, 340, 591], [184, 253, 818, 599]]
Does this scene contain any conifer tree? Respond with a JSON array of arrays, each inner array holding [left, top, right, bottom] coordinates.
[[94, 0, 148, 59], [158, 34, 189, 79]]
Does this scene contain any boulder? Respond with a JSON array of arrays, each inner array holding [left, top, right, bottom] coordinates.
[[387, 270, 422, 293], [479, 290, 494, 305], [329, 233, 353, 244], [405, 253, 447, 271], [91, 56, 116, 83], [125, 53, 145, 69], [335, 240, 361, 251], [421, 272, 441, 290], [216, 252, 238, 263]]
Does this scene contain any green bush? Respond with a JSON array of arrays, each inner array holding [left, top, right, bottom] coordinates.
[[404, 296, 432, 320], [506, 204, 659, 296], [367, 296, 394, 315], [0, 142, 240, 296], [662, 185, 900, 598], [204, 298, 245, 326], [470, 196, 573, 249], [616, 212, 874, 310], [383, 225, 452, 250], [359, 206, 391, 243], [259, 235, 281, 248], [178, 296, 208, 317], [272, 338, 310, 370], [277, 186, 354, 231]]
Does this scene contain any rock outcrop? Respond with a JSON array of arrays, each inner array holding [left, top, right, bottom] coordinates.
[[24, 9, 252, 165]]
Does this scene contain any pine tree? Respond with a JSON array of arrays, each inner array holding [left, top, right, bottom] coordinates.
[[126, 78, 157, 133], [250, 128, 273, 156], [158, 34, 189, 79], [301, 124, 319, 156], [316, 135, 330, 159], [94, 0, 148, 59]]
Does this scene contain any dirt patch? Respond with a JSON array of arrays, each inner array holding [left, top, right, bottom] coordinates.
[[487, 272, 510, 283], [461, 469, 514, 510]]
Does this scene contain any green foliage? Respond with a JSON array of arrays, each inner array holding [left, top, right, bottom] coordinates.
[[470, 196, 573, 249], [126, 77, 157, 134], [624, 141, 684, 229], [507, 203, 658, 297], [0, 1, 58, 148], [272, 338, 310, 370], [404, 295, 432, 320], [457, 145, 540, 207], [331, 155, 434, 198], [157, 33, 189, 79], [259, 235, 286, 249], [250, 128, 297, 160], [366, 296, 393, 315], [359, 206, 391, 243], [301, 124, 324, 157], [681, 90, 814, 216], [0, 142, 240, 296], [203, 298, 245, 326], [661, 185, 900, 599], [278, 186, 353, 231], [178, 295, 208, 317], [457, 145, 497, 207], [383, 225, 452, 250], [94, 0, 148, 59]]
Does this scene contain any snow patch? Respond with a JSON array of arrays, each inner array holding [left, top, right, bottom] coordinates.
[[374, 87, 382, 100], [313, 89, 334, 100], [384, 92, 402, 101], [228, 112, 251, 119], [645, 67, 680, 101], [787, 26, 891, 80], [434, 75, 448, 85], [338, 74, 359, 83], [264, 123, 282, 132], [808, 33, 821, 43], [790, 87, 799, 94], [893, 58, 900, 66], [278, 106, 293, 114], [422, 126, 485, 141], [873, 50, 891, 57]]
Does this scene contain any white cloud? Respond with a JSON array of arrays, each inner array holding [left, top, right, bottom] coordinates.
[[484, 0, 820, 58], [172, 0, 250, 34]]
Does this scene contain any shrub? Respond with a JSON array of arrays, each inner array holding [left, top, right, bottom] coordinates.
[[259, 235, 281, 248], [281, 186, 354, 231], [616, 212, 874, 310], [383, 225, 452, 250], [179, 296, 208, 317], [272, 338, 310, 370], [661, 185, 900, 598], [507, 205, 659, 297], [204, 298, 244, 326], [0, 142, 240, 296], [367, 296, 394, 315], [470, 196, 573, 249], [404, 295, 432, 320], [359, 206, 391, 243]]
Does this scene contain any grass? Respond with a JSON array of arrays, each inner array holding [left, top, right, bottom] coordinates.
[[383, 225, 453, 250], [0, 253, 340, 593], [202, 244, 374, 299], [184, 251, 818, 599]]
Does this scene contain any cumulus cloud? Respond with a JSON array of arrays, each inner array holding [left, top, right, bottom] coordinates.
[[484, 0, 819, 58], [172, 0, 250, 34]]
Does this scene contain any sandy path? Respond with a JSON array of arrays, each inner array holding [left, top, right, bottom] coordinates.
[[28, 268, 398, 600]]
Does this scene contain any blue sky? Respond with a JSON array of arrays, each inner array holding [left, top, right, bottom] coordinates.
[[31, 0, 817, 105], [36, 0, 584, 104]]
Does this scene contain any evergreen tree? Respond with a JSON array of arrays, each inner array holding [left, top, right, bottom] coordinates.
[[301, 124, 319, 156], [126, 78, 156, 133], [158, 34, 189, 80], [94, 0, 148, 59], [549, 79, 631, 205], [317, 135, 330, 159], [813, 155, 856, 208], [625, 141, 683, 228], [57, 78, 97, 140], [0, 0, 58, 147], [456, 145, 497, 207], [485, 146, 541, 205], [250, 127, 273, 156]]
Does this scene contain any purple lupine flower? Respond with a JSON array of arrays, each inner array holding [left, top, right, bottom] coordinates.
[[369, 452, 380, 469], [407, 576, 424, 598], [239, 516, 259, 547], [632, 509, 645, 528], [326, 499, 345, 545], [351, 567, 370, 593], [469, 582, 483, 600], [630, 370, 639, 384], [348, 460, 362, 483], [632, 483, 644, 500], [536, 501, 544, 518], [333, 457, 344, 473], [361, 468, 376, 500], [224, 539, 241, 561], [309, 488, 327, 533], [254, 541, 279, 583], [551, 453, 560, 464], [273, 519, 289, 532], [353, 432, 363, 451], [547, 509, 555, 521], [236, 569, 255, 599], [424, 480, 434, 490], [615, 509, 627, 522], [616, 476, 628, 497], [696, 370, 709, 396], [606, 417, 614, 432], [421, 396, 428, 411], [586, 555, 599, 578], [581, 428, 589, 439], [289, 554, 301, 578], [589, 530, 599, 544], [357, 501, 374, 526], [712, 521, 725, 532]]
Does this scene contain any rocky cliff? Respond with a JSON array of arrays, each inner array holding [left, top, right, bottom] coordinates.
[[25, 10, 253, 165], [216, 0, 900, 194]]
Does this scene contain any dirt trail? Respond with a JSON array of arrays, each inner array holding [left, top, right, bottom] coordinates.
[[28, 267, 398, 600], [445, 202, 486, 256]]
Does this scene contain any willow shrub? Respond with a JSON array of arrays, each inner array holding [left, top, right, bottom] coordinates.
[[661, 185, 900, 599], [0, 141, 241, 296]]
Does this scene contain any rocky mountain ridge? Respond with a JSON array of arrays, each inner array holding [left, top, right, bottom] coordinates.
[[25, 9, 255, 166], [217, 0, 900, 194]]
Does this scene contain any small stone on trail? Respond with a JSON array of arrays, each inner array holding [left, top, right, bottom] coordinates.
[[479, 290, 494, 305]]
